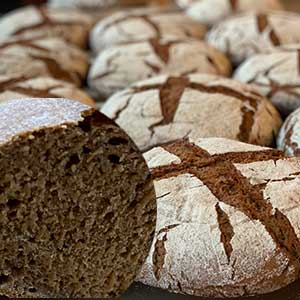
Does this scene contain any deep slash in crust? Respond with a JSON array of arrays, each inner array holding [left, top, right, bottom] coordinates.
[[118, 76, 266, 143], [151, 140, 300, 270]]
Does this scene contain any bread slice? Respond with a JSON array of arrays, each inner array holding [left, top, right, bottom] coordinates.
[[0, 98, 156, 298]]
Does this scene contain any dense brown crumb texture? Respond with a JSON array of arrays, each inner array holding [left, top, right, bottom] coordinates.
[[138, 138, 300, 297], [0, 108, 156, 298]]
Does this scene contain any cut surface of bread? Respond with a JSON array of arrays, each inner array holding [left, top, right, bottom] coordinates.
[[0, 98, 156, 298]]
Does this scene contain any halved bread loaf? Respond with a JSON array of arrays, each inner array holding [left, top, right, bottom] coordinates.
[[0, 98, 156, 298]]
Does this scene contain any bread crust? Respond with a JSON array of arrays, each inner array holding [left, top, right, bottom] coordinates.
[[101, 74, 282, 150], [89, 39, 232, 97], [207, 12, 300, 65], [138, 137, 300, 297], [177, 0, 283, 26]]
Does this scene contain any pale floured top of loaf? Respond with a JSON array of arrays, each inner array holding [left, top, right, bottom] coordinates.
[[0, 6, 94, 47], [0, 98, 92, 145], [138, 137, 300, 297], [90, 9, 206, 52], [0, 37, 89, 79], [89, 39, 232, 97], [180, 0, 283, 26], [207, 11, 300, 65], [277, 107, 300, 156], [234, 48, 300, 117], [101, 74, 281, 150], [49, 0, 118, 9], [0, 76, 96, 107]]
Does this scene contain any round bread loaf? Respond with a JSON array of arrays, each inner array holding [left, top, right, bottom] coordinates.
[[49, 0, 170, 9], [277, 108, 300, 156], [207, 12, 300, 65], [88, 39, 232, 98], [90, 10, 206, 52], [101, 74, 282, 151], [0, 52, 85, 87], [0, 6, 94, 48], [0, 98, 156, 298], [234, 47, 300, 117], [177, 0, 283, 26], [138, 137, 300, 298], [0, 76, 96, 107], [0, 37, 89, 86]]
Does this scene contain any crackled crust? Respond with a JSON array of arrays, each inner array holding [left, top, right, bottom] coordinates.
[[177, 0, 283, 26], [137, 137, 300, 298], [49, 0, 170, 9], [207, 11, 300, 65], [234, 47, 300, 117], [277, 108, 300, 157], [0, 37, 89, 86], [90, 9, 206, 52], [88, 39, 232, 97], [0, 76, 95, 107], [101, 74, 282, 151], [0, 6, 94, 48]]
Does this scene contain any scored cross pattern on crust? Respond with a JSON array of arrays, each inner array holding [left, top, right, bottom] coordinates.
[[0, 77, 80, 99], [100, 14, 163, 39], [11, 6, 87, 37], [150, 140, 300, 281], [0, 39, 82, 84], [256, 14, 281, 46], [246, 52, 300, 99], [229, 0, 238, 12], [112, 76, 273, 145], [92, 39, 221, 80]]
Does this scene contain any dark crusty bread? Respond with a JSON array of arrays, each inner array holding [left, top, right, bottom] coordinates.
[[90, 10, 207, 52], [0, 98, 156, 298], [0, 6, 94, 48], [138, 137, 300, 297], [277, 107, 300, 156], [102, 74, 282, 151], [0, 37, 89, 86], [0, 76, 96, 107]]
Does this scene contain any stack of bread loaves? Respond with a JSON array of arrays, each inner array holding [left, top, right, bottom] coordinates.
[[0, 0, 300, 299], [0, 5, 96, 106], [91, 0, 300, 298]]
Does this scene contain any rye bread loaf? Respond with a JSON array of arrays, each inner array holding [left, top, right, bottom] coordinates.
[[0, 76, 96, 107], [207, 12, 300, 65], [49, 0, 170, 9], [90, 10, 206, 52], [277, 107, 300, 156], [101, 74, 282, 151], [88, 39, 232, 98], [234, 47, 300, 117], [0, 37, 89, 86], [0, 98, 156, 298], [177, 0, 283, 26], [138, 137, 300, 298], [0, 6, 94, 48], [0, 53, 84, 87]]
